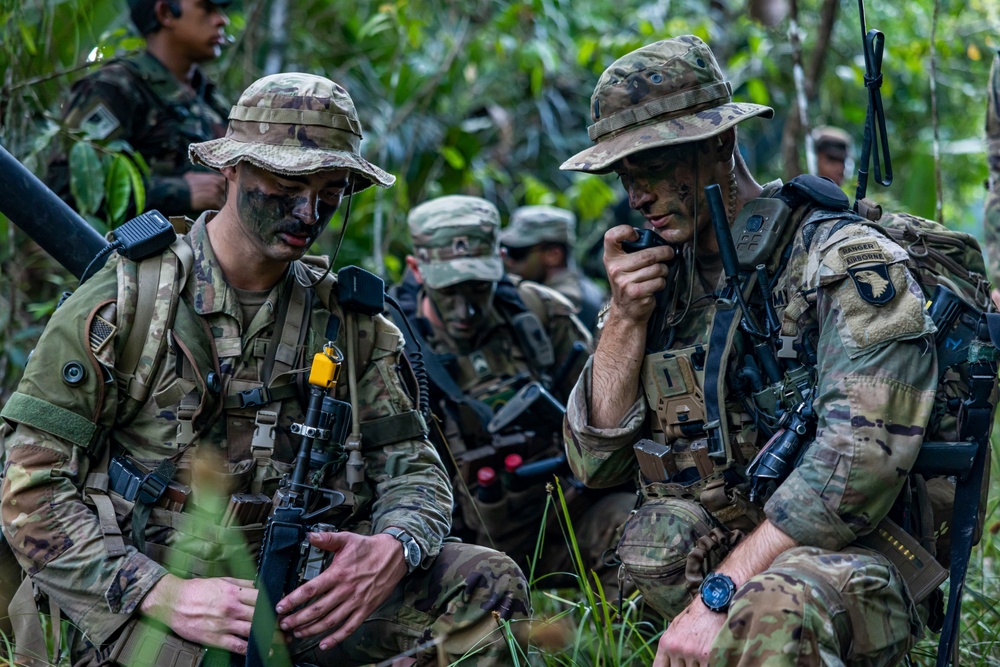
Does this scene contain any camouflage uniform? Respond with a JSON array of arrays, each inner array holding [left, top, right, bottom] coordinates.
[[47, 50, 229, 218], [500, 205, 607, 330], [561, 37, 938, 664], [984, 53, 1000, 284], [395, 196, 634, 591], [2, 74, 527, 667]]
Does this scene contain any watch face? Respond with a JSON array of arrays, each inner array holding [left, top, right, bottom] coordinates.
[[404, 542, 421, 568], [700, 574, 736, 612]]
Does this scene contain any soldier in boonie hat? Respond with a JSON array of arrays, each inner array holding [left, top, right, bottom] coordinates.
[[561, 35, 773, 174], [190, 72, 395, 194]]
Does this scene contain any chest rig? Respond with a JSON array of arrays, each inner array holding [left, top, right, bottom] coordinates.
[[636, 176, 850, 526]]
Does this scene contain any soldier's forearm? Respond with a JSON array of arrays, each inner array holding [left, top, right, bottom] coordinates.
[[713, 520, 797, 588], [590, 306, 647, 429]]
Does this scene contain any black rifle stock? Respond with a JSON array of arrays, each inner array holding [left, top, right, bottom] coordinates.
[[245, 341, 349, 667]]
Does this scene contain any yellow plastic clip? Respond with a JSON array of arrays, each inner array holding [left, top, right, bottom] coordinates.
[[308, 344, 344, 389]]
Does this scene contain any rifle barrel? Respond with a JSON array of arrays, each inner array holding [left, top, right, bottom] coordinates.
[[0, 143, 108, 279]]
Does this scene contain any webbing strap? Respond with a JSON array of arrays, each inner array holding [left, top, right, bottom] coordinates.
[[10, 578, 48, 667], [360, 410, 426, 448], [119, 257, 162, 383], [702, 296, 745, 462]]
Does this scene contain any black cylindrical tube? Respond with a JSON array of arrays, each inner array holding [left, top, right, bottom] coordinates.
[[0, 143, 108, 278], [704, 184, 740, 282]]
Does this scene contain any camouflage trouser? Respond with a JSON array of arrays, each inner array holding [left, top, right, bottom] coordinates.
[[296, 542, 530, 667], [618, 498, 921, 666]]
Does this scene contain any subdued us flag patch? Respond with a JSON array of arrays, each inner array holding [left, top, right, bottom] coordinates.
[[90, 314, 117, 354]]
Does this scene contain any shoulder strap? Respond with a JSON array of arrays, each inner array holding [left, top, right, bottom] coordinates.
[[116, 236, 193, 425], [495, 278, 556, 371]]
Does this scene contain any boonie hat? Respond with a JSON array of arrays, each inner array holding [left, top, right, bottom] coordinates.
[[562, 35, 773, 174], [501, 205, 577, 248], [189, 73, 395, 193], [129, 0, 232, 35], [408, 195, 503, 290], [812, 126, 852, 161]]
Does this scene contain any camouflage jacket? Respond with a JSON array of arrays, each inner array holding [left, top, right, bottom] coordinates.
[[0, 214, 451, 645], [544, 266, 606, 332], [564, 193, 938, 551], [47, 51, 229, 218], [984, 52, 1000, 284]]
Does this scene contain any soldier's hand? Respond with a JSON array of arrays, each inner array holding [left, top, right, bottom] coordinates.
[[184, 171, 227, 211], [604, 224, 675, 326], [991, 288, 1000, 311], [139, 573, 257, 654], [275, 530, 407, 651], [653, 597, 725, 667]]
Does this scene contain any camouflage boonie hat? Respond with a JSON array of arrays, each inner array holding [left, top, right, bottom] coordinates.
[[561, 35, 774, 174], [189, 73, 395, 193], [501, 205, 577, 248], [813, 126, 852, 160], [408, 195, 503, 289]]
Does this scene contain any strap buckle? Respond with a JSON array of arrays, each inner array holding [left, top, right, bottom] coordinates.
[[238, 387, 270, 408], [137, 470, 169, 505]]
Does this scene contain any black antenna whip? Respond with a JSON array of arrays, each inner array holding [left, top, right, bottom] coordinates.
[[853, 0, 892, 210]]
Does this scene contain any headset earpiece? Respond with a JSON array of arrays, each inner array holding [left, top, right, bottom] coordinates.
[[166, 1, 181, 18]]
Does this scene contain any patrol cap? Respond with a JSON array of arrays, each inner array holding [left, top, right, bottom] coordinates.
[[408, 195, 503, 289], [129, 0, 232, 35], [189, 73, 395, 194], [812, 126, 852, 161], [501, 205, 577, 248], [562, 35, 774, 174]]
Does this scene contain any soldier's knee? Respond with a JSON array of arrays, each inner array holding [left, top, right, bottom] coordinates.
[[439, 543, 531, 621]]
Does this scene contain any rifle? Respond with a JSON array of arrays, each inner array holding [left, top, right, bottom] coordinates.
[[245, 330, 349, 667]]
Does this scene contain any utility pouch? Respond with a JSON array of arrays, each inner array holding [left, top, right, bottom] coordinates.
[[641, 345, 707, 440], [855, 517, 948, 604], [616, 497, 717, 619], [106, 617, 204, 667], [509, 311, 555, 369]]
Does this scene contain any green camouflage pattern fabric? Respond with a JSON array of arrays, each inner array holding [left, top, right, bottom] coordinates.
[[501, 205, 577, 247], [189, 73, 394, 193], [560, 35, 774, 174], [563, 202, 937, 657], [0, 214, 528, 664], [408, 195, 504, 289], [47, 51, 229, 218], [295, 543, 528, 666], [713, 547, 918, 665], [984, 52, 1000, 284]]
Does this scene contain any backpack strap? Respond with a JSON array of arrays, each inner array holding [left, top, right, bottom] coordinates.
[[115, 236, 193, 426]]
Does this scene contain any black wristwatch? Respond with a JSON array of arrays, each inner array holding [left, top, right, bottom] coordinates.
[[383, 527, 422, 574], [699, 572, 737, 613]]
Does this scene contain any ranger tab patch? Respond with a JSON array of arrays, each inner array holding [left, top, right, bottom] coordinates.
[[839, 240, 896, 306]]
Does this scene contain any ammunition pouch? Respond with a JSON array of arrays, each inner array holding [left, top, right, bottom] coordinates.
[[638, 473, 763, 534]]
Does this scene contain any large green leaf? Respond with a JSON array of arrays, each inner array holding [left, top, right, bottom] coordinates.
[[68, 142, 105, 217], [104, 154, 134, 225]]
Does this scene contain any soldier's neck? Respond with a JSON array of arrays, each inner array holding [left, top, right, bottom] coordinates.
[[145, 41, 197, 89], [206, 209, 287, 291]]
